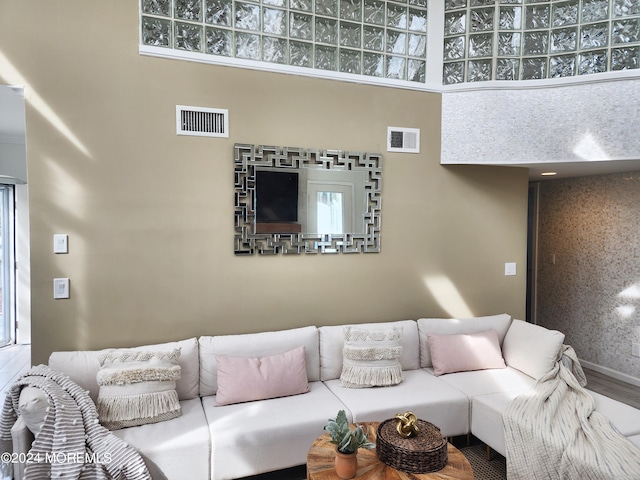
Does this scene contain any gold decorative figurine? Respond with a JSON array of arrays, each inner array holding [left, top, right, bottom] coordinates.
[[394, 412, 419, 438]]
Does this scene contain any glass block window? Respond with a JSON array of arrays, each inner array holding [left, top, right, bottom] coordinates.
[[443, 0, 640, 85], [140, 0, 429, 83]]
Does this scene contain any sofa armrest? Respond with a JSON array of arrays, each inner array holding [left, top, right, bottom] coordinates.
[[11, 416, 34, 480]]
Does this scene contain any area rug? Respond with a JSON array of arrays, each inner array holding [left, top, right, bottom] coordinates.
[[460, 443, 507, 480]]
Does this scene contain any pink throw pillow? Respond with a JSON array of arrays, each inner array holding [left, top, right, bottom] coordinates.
[[215, 346, 310, 406], [427, 329, 506, 376]]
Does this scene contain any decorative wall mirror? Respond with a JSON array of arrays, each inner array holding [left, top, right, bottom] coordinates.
[[234, 144, 382, 255]]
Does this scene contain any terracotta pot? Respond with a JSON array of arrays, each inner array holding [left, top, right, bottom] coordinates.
[[334, 449, 358, 479]]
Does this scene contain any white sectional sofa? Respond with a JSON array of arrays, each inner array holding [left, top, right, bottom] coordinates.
[[9, 314, 640, 480]]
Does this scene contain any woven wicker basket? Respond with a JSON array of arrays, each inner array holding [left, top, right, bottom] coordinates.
[[376, 418, 448, 473]]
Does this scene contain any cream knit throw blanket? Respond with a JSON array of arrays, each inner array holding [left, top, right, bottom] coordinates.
[[0, 365, 151, 480], [503, 345, 640, 480]]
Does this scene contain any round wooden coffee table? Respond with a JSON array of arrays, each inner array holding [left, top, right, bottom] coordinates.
[[306, 422, 473, 480]]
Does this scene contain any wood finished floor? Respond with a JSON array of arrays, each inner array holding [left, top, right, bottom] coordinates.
[[0, 343, 31, 401]]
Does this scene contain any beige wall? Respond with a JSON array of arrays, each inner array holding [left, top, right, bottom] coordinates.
[[0, 1, 528, 364]]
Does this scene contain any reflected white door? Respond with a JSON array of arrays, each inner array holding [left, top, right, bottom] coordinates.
[[307, 182, 354, 234]]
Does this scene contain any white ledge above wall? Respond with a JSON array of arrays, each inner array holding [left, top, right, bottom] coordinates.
[[141, 44, 640, 96]]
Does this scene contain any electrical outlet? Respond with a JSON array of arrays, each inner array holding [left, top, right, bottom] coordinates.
[[53, 234, 68, 254], [633, 343, 640, 358], [53, 278, 69, 299], [504, 262, 517, 276]]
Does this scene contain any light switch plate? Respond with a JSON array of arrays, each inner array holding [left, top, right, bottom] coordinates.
[[54, 234, 68, 254], [54, 278, 69, 299], [505, 262, 517, 276]]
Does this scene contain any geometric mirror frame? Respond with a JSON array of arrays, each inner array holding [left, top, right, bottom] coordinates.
[[234, 144, 382, 255]]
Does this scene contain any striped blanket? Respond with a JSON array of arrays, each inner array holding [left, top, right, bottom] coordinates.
[[504, 345, 640, 480], [0, 365, 151, 480]]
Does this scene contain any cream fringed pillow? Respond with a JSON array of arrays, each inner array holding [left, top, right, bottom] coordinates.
[[340, 326, 403, 388], [96, 348, 182, 430]]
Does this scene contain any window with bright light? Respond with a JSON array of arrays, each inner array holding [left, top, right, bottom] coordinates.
[[0, 185, 15, 346], [443, 0, 640, 84], [316, 191, 344, 233], [140, 0, 429, 83]]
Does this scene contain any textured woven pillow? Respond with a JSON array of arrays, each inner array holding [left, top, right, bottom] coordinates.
[[96, 348, 182, 430], [340, 326, 403, 388]]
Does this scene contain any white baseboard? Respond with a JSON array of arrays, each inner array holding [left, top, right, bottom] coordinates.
[[580, 359, 640, 388]]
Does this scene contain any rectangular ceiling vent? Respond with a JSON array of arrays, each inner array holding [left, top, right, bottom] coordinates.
[[387, 126, 420, 153], [176, 105, 229, 138]]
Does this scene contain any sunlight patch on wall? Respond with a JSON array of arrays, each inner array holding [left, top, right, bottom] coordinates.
[[616, 283, 639, 319], [0, 50, 91, 157], [572, 132, 610, 161], [422, 275, 474, 319], [618, 284, 640, 299], [616, 305, 636, 318], [44, 157, 86, 220]]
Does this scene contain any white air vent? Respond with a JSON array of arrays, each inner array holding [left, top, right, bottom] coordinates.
[[176, 105, 229, 138], [387, 126, 420, 153]]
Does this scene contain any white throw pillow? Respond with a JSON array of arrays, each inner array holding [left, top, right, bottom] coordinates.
[[96, 348, 182, 430], [502, 319, 565, 380], [340, 326, 403, 388]]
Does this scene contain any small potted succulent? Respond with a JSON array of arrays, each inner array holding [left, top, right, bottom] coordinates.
[[325, 410, 375, 479]]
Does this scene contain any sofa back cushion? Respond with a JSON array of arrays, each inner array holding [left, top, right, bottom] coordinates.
[[48, 337, 200, 402], [319, 320, 419, 382], [417, 314, 512, 368], [502, 319, 565, 380], [198, 326, 320, 397]]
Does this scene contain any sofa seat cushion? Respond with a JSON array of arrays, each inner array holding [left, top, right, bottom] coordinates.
[[588, 389, 640, 437], [430, 366, 536, 399], [202, 381, 348, 480], [472, 388, 640, 458], [471, 390, 531, 456], [323, 369, 469, 437], [112, 397, 209, 480]]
